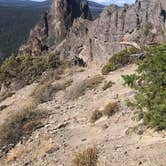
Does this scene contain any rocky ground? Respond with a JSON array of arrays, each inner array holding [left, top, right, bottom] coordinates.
[[0, 64, 166, 166]]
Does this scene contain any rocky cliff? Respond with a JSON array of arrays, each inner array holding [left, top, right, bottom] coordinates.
[[20, 0, 166, 65], [87, 0, 166, 64], [19, 0, 92, 56]]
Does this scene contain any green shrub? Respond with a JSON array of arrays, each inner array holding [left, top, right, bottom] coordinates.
[[0, 54, 60, 85], [0, 107, 47, 148], [102, 47, 140, 75], [90, 110, 102, 123], [123, 44, 166, 130], [103, 102, 119, 117], [72, 147, 98, 166], [122, 74, 139, 88]]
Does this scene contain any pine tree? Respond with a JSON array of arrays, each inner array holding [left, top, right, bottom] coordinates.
[[123, 45, 166, 130]]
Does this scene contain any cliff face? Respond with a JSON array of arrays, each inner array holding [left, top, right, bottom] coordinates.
[[86, 0, 166, 65], [19, 0, 92, 56], [20, 0, 166, 65], [48, 0, 92, 46]]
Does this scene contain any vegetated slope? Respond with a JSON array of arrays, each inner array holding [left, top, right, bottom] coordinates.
[[0, 6, 47, 61]]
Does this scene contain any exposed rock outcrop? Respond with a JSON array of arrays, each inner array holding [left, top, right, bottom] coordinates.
[[86, 0, 166, 65], [19, 0, 92, 56], [20, 0, 166, 65]]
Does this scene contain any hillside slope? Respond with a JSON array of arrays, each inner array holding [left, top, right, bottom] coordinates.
[[0, 64, 165, 165], [0, 1, 165, 165]]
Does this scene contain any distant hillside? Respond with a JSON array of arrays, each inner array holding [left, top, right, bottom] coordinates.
[[0, 0, 51, 8], [0, 0, 51, 61], [0, 6, 47, 61], [88, 0, 105, 9], [88, 1, 105, 18]]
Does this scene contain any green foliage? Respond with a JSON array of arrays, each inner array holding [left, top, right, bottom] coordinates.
[[0, 54, 60, 85], [102, 47, 140, 75], [122, 74, 139, 88], [123, 44, 166, 130]]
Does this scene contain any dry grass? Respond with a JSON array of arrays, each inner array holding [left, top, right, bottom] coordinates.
[[72, 147, 98, 166], [0, 92, 15, 103], [103, 102, 119, 117], [5, 146, 24, 163], [76, 68, 86, 73], [90, 102, 120, 123], [40, 69, 62, 82], [102, 80, 115, 91], [67, 75, 103, 100], [90, 110, 102, 123], [5, 143, 34, 164], [31, 80, 54, 104], [31, 69, 66, 104], [42, 138, 54, 154], [32, 77, 73, 104], [0, 107, 47, 148]]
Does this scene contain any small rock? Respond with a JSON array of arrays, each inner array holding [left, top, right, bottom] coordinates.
[[138, 161, 142, 165], [114, 145, 122, 150], [55, 106, 61, 109], [46, 147, 60, 154], [102, 124, 109, 130], [137, 130, 144, 135], [136, 146, 140, 149], [0, 105, 8, 111], [81, 138, 87, 142]]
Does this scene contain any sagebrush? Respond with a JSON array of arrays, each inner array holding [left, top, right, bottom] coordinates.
[[72, 147, 98, 166], [0, 54, 60, 85], [102, 47, 140, 75]]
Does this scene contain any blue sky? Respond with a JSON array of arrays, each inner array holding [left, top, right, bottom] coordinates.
[[32, 0, 136, 6]]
